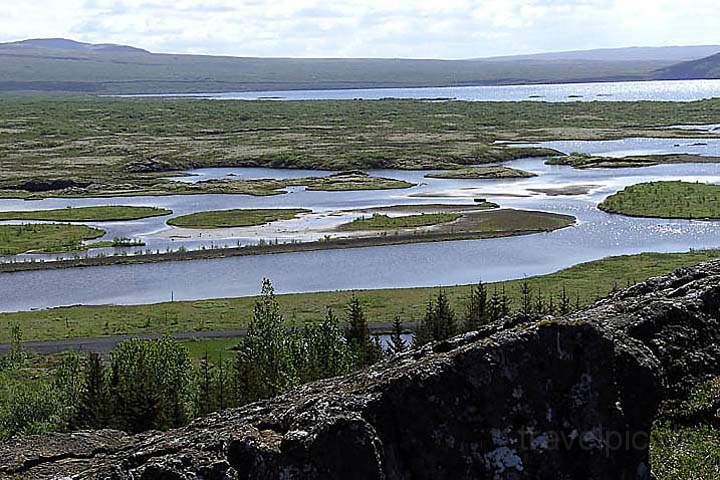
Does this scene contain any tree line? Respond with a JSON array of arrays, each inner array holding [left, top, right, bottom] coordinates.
[[0, 278, 585, 439]]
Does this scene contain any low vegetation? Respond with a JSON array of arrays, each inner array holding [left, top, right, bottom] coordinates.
[[599, 181, 720, 219], [425, 166, 537, 179], [651, 377, 720, 479], [1, 98, 720, 198], [167, 208, 311, 229], [0, 205, 171, 222], [0, 224, 105, 255], [338, 212, 460, 231]]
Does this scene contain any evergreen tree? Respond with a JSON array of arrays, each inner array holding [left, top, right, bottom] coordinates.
[[414, 291, 457, 346], [389, 315, 407, 354], [520, 280, 533, 316], [76, 353, 109, 429], [558, 286, 572, 316], [534, 290, 545, 316], [546, 293, 556, 316], [414, 300, 436, 347], [344, 295, 376, 367], [463, 281, 488, 332], [197, 349, 215, 416], [488, 287, 502, 323], [234, 279, 297, 405], [499, 285, 512, 318]]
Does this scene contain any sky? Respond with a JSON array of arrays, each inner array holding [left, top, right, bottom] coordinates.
[[1, 0, 719, 59]]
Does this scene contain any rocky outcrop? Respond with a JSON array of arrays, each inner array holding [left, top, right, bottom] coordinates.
[[2, 262, 720, 479]]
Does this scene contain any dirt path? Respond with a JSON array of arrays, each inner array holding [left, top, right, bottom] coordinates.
[[0, 322, 407, 356]]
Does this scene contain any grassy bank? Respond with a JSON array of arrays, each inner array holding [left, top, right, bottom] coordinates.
[[2, 98, 720, 198], [1, 249, 718, 343], [600, 181, 720, 218], [0, 224, 105, 255], [167, 208, 311, 228], [0, 205, 171, 222], [426, 166, 537, 179]]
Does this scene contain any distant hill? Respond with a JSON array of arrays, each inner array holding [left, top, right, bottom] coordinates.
[[484, 45, 720, 63], [0, 38, 149, 54], [654, 52, 720, 80], [0, 38, 716, 95]]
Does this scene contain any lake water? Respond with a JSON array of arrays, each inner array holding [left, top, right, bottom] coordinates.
[[3, 138, 720, 312], [123, 79, 720, 103]]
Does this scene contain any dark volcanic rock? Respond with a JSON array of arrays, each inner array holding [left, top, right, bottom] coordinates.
[[2, 262, 720, 479], [17, 178, 91, 192]]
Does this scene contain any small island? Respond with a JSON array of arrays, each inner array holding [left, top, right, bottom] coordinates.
[[548, 152, 720, 170], [167, 208, 312, 228], [425, 166, 537, 179], [0, 206, 172, 222], [291, 171, 415, 191], [599, 181, 720, 219], [0, 224, 105, 255]]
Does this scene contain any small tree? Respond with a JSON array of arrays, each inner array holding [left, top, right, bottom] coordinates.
[[414, 291, 457, 347], [463, 281, 488, 332], [558, 286, 572, 316], [520, 281, 533, 316], [344, 295, 377, 367], [389, 315, 407, 354], [76, 352, 109, 429], [234, 279, 297, 405]]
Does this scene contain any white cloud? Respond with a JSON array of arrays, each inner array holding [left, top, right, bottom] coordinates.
[[0, 0, 719, 58]]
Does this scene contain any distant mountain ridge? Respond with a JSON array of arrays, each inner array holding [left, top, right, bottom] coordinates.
[[654, 52, 720, 80], [0, 38, 149, 54], [484, 45, 720, 63], [0, 38, 717, 95]]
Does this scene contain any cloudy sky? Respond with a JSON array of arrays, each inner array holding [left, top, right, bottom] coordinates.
[[1, 0, 719, 58]]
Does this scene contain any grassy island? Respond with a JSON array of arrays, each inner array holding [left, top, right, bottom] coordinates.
[[168, 208, 311, 228], [0, 206, 171, 222], [338, 213, 460, 231], [599, 181, 720, 219], [426, 166, 537, 179], [0, 224, 105, 255], [290, 172, 414, 191], [547, 153, 720, 170]]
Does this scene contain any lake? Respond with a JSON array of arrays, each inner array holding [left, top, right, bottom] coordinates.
[[121, 79, 720, 103], [3, 141, 720, 311]]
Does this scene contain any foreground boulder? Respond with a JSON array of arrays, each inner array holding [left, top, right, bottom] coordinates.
[[2, 262, 720, 479]]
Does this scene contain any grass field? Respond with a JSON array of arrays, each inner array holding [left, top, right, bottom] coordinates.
[[1, 98, 720, 199], [0, 205, 171, 222], [425, 166, 537, 179], [167, 208, 311, 228], [0, 224, 105, 255], [338, 212, 460, 231], [600, 181, 720, 218], [1, 249, 718, 343]]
